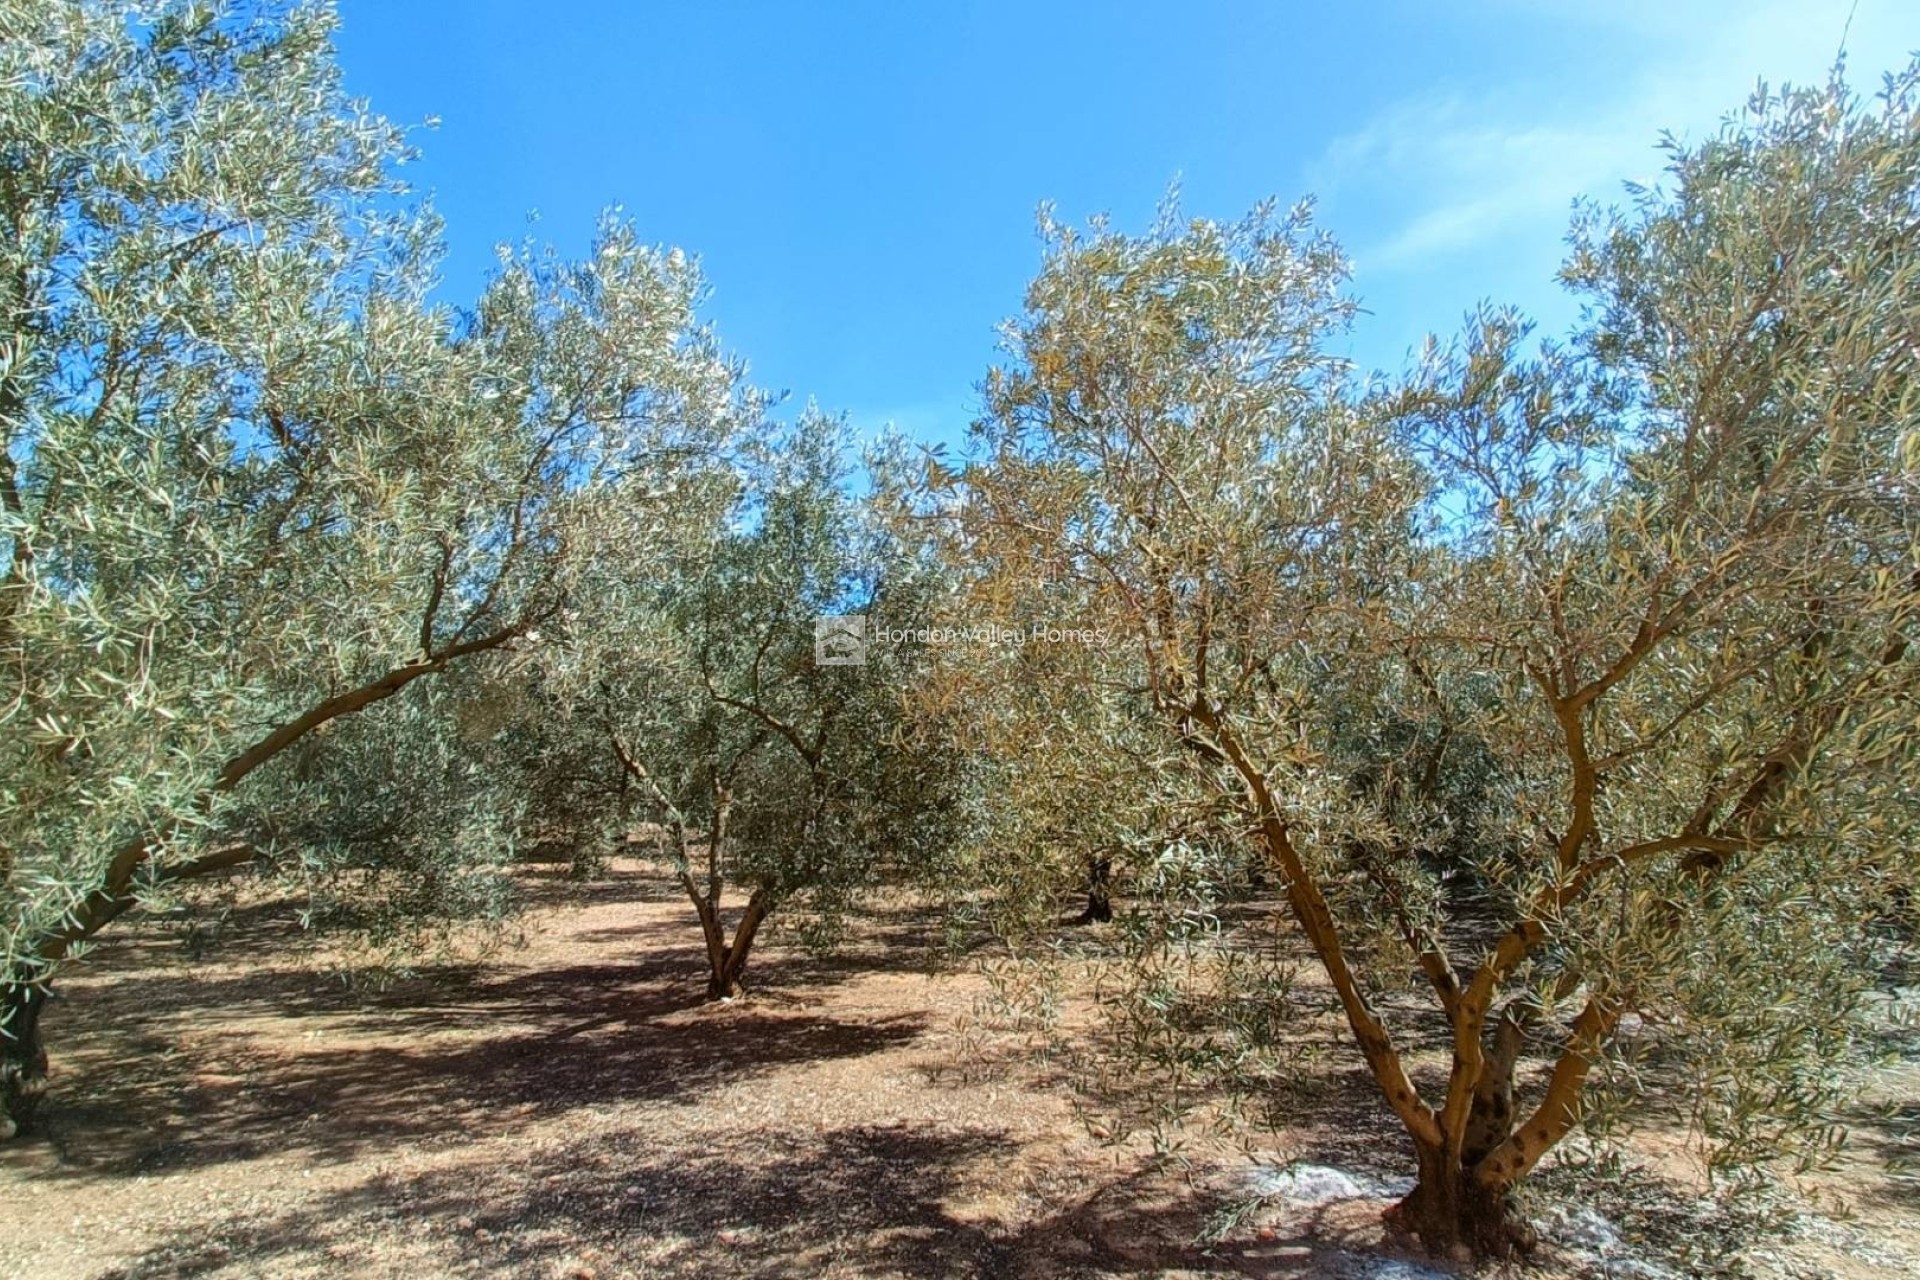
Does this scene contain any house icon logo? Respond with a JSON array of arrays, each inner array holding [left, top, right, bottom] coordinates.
[[814, 614, 867, 666]]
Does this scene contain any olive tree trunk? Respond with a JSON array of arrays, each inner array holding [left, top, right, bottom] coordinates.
[[1073, 855, 1113, 924], [0, 980, 49, 1141], [1386, 1015, 1533, 1257], [690, 889, 772, 1000], [656, 783, 780, 1001], [1391, 1140, 1532, 1260], [1187, 698, 1622, 1260]]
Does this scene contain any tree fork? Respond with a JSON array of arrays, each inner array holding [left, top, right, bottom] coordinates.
[[707, 890, 771, 1000], [1389, 1139, 1537, 1261]]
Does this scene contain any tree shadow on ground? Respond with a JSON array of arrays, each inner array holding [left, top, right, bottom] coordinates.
[[81, 1121, 1405, 1279], [92, 1124, 1015, 1279], [7, 864, 1000, 1180], [1842, 1097, 1920, 1210], [513, 862, 674, 912], [9, 947, 932, 1180], [760, 898, 1004, 994], [1277, 1063, 1422, 1179], [3, 867, 1495, 1278]]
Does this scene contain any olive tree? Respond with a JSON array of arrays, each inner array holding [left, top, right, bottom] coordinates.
[[903, 564, 1182, 939], [0, 0, 741, 1135], [542, 415, 975, 999], [1371, 66, 1920, 1249], [952, 64, 1920, 1259]]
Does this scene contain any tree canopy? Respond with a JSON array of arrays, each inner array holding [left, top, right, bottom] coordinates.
[[4, 3, 1918, 1264], [0, 0, 744, 1135], [939, 67, 1920, 1255]]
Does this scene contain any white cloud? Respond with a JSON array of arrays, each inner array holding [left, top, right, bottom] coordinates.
[[1321, 0, 1920, 274]]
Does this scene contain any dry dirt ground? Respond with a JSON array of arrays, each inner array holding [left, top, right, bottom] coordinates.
[[2, 861, 1917, 1280]]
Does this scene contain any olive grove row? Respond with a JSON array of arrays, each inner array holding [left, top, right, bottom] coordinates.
[[3, 2, 1917, 1260]]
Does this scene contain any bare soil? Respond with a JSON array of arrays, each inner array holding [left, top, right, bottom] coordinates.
[[1, 862, 1916, 1279]]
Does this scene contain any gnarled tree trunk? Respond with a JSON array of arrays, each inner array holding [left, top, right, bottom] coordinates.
[[685, 879, 774, 999], [1394, 993, 1616, 1259], [1390, 1139, 1534, 1260], [1388, 1013, 1532, 1257]]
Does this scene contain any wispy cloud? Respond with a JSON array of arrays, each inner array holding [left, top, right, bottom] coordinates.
[[1319, 0, 1918, 274]]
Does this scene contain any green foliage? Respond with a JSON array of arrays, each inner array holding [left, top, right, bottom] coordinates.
[[534, 413, 981, 991], [0, 0, 745, 1127], [232, 669, 528, 945], [944, 62, 1920, 1251], [2, 6, 1915, 1245]]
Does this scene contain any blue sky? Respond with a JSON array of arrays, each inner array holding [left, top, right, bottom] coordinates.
[[335, 1, 1920, 450]]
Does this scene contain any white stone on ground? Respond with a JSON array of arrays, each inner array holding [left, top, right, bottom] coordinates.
[[1243, 1161, 1415, 1204], [1535, 1204, 1678, 1279]]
